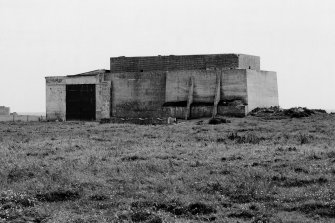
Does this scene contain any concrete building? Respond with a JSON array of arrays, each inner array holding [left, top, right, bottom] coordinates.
[[0, 106, 10, 116], [45, 54, 279, 121]]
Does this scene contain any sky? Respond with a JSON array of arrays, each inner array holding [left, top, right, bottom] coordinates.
[[0, 0, 335, 113]]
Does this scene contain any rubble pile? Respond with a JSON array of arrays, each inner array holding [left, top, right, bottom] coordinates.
[[249, 107, 326, 119]]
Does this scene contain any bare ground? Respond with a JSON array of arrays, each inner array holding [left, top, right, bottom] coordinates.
[[0, 114, 335, 222]]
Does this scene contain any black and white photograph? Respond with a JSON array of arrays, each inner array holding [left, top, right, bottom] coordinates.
[[0, 0, 335, 222]]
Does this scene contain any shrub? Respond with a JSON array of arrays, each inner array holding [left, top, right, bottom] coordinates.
[[228, 132, 264, 144], [297, 133, 310, 144], [187, 202, 216, 215], [208, 117, 231, 125]]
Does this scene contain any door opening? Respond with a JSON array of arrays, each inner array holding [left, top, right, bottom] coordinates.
[[66, 84, 96, 121]]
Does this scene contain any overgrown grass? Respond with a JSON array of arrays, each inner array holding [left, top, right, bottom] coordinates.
[[0, 114, 334, 222]]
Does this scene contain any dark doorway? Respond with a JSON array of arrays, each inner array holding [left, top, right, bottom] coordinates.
[[66, 84, 96, 121]]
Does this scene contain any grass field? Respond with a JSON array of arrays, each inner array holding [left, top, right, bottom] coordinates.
[[0, 114, 335, 223]]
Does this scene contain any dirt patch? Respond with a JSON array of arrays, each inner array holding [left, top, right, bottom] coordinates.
[[121, 155, 147, 161], [188, 202, 216, 215], [36, 189, 81, 202]]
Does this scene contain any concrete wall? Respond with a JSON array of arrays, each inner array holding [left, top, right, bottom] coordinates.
[[165, 69, 248, 104], [246, 70, 279, 112], [46, 77, 66, 121], [0, 106, 10, 116], [106, 71, 167, 118], [165, 70, 217, 103], [221, 69, 248, 103], [110, 54, 260, 73], [96, 81, 111, 120], [46, 74, 111, 121], [106, 69, 248, 119]]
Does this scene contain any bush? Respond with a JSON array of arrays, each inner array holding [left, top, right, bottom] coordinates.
[[227, 132, 264, 144], [297, 133, 310, 145], [208, 117, 231, 125]]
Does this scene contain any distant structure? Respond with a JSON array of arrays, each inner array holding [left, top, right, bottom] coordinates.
[[45, 54, 279, 121], [0, 106, 10, 116]]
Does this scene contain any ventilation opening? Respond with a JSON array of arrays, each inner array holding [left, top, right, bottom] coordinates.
[[140, 69, 144, 72]]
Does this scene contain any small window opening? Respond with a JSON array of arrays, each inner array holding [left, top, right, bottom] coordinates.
[[140, 69, 144, 72]]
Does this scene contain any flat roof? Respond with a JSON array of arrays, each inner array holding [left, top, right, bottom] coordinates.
[[110, 53, 258, 59], [66, 69, 110, 77]]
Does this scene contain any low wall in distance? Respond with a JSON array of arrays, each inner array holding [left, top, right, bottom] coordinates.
[[0, 115, 44, 122]]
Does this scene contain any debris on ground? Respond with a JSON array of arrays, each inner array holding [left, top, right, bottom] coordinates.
[[208, 117, 231, 125], [249, 107, 327, 119]]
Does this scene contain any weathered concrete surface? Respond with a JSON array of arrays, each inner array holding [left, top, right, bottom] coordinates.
[[0, 106, 10, 116], [166, 70, 216, 103], [110, 54, 260, 73], [96, 81, 111, 120], [246, 70, 279, 112], [46, 77, 66, 121], [165, 69, 248, 104], [106, 71, 167, 118], [163, 69, 248, 118], [221, 69, 248, 103]]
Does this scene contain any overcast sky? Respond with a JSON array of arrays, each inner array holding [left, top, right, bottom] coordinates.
[[1, 0, 335, 112]]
